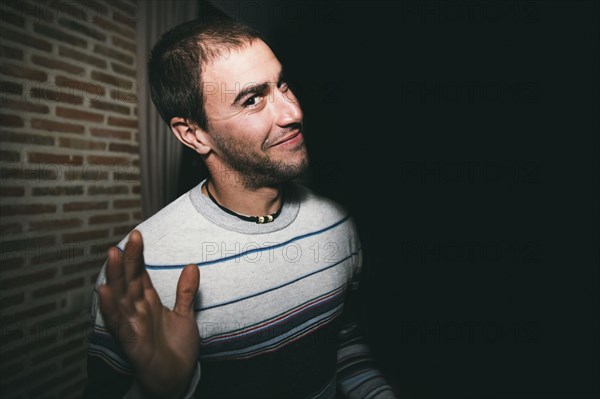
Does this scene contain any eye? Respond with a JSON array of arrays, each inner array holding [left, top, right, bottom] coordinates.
[[243, 94, 264, 108]]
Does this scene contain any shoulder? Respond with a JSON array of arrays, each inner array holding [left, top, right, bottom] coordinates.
[[291, 182, 359, 239], [293, 182, 349, 220], [115, 188, 201, 249], [292, 182, 362, 255]]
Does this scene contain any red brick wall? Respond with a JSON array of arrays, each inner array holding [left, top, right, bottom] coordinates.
[[0, 1, 141, 397]]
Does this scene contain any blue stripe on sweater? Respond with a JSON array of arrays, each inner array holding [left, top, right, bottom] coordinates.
[[197, 251, 356, 311], [117, 214, 351, 269]]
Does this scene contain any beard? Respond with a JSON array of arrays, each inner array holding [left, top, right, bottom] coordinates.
[[209, 130, 309, 189]]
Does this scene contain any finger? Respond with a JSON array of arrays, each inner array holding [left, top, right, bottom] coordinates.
[[124, 230, 144, 280], [173, 264, 200, 318], [100, 272, 139, 348], [123, 230, 145, 300], [141, 270, 162, 308], [105, 246, 125, 298]]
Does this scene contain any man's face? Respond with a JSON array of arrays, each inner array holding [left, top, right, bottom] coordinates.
[[202, 39, 307, 189]]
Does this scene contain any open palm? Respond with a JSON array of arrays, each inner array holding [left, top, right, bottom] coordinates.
[[98, 230, 200, 398]]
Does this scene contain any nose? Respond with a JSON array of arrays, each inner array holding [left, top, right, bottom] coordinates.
[[273, 86, 303, 127]]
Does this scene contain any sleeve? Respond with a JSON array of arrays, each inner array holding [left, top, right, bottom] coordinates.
[[83, 261, 202, 398], [336, 244, 397, 399]]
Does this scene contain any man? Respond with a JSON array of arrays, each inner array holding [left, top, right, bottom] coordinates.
[[84, 17, 395, 399]]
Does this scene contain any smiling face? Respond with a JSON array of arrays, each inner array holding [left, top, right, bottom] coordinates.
[[200, 39, 308, 189]]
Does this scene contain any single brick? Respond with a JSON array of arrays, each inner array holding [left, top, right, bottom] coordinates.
[[86, 155, 130, 165], [89, 213, 129, 225], [55, 106, 104, 123], [28, 152, 83, 165], [63, 201, 108, 212], [114, 199, 141, 208], [90, 127, 131, 140], [0, 186, 25, 196], [64, 168, 108, 181], [87, 185, 129, 195], [0, 44, 24, 60], [0, 131, 54, 146], [108, 142, 138, 154], [0, 204, 56, 215], [0, 150, 20, 161], [31, 54, 85, 75], [29, 218, 82, 231], [0, 113, 24, 127], [59, 137, 106, 151], [113, 171, 139, 182], [107, 116, 137, 128], [30, 118, 84, 134], [90, 99, 130, 115], [31, 186, 84, 196]]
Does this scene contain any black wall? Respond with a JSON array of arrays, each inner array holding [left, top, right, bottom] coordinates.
[[184, 1, 600, 397]]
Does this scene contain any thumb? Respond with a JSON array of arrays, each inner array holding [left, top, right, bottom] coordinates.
[[174, 264, 200, 317]]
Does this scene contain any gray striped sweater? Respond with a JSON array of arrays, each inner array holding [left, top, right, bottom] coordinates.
[[84, 180, 395, 398]]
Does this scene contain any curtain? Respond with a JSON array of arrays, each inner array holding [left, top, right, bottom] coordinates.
[[136, 0, 200, 219]]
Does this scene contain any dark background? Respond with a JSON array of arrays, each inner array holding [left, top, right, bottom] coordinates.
[[179, 1, 600, 397]]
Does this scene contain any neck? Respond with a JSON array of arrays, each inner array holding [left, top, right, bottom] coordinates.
[[203, 175, 283, 217]]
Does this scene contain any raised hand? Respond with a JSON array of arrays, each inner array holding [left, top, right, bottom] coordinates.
[[98, 230, 200, 398]]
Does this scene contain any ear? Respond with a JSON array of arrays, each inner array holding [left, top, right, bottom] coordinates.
[[170, 117, 211, 155]]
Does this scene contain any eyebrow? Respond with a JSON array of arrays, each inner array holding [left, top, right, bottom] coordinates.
[[232, 69, 285, 106]]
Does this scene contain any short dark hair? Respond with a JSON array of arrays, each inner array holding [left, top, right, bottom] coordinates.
[[148, 17, 261, 130]]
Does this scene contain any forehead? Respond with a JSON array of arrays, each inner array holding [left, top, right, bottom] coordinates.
[[203, 40, 280, 90]]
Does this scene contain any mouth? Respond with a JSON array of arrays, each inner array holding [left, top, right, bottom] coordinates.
[[269, 128, 303, 148]]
